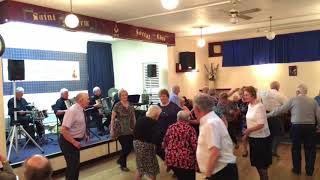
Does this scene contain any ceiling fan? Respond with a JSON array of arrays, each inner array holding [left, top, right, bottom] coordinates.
[[221, 0, 261, 24]]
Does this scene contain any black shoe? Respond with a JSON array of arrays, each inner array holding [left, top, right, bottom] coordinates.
[[116, 159, 120, 165], [120, 167, 130, 172], [306, 173, 313, 176], [291, 168, 301, 175], [306, 171, 313, 176]]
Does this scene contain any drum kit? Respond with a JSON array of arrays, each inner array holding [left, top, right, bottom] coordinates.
[[7, 103, 48, 159]]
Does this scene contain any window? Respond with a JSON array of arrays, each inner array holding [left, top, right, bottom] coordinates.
[[143, 63, 160, 104]]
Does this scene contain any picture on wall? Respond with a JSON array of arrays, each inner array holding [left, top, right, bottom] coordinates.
[[208, 42, 223, 57], [289, 65, 297, 76]]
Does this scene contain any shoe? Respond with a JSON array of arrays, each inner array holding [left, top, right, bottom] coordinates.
[[306, 170, 313, 176], [306, 173, 313, 176], [120, 167, 130, 172], [116, 159, 120, 165], [291, 168, 301, 175]]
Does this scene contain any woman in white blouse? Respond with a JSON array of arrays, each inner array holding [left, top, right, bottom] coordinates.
[[242, 86, 272, 180]]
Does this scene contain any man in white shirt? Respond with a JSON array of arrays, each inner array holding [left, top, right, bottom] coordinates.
[[194, 93, 238, 180], [261, 81, 288, 157], [59, 92, 90, 180]]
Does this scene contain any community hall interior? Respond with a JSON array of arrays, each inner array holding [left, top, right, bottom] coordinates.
[[0, 0, 320, 180]]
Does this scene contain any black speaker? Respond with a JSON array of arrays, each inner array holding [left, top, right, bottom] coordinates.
[[8, 60, 25, 80], [147, 64, 157, 77], [179, 52, 195, 70]]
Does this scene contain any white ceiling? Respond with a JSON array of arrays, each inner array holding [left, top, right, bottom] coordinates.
[[12, 0, 320, 39]]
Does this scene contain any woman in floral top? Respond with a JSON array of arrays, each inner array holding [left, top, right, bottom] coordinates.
[[163, 111, 198, 180], [111, 89, 136, 171]]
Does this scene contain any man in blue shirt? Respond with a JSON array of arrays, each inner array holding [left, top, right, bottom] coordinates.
[[169, 85, 181, 107]]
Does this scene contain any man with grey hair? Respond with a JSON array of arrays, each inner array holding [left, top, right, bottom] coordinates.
[[53, 88, 69, 124], [24, 154, 53, 180], [169, 85, 181, 107], [59, 92, 90, 180], [261, 81, 288, 157], [7, 87, 43, 139], [194, 93, 238, 180], [268, 84, 320, 176], [89, 86, 105, 136]]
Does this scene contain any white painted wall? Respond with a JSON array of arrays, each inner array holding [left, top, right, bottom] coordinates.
[[112, 40, 168, 95], [211, 56, 320, 98], [170, 35, 320, 100], [167, 38, 208, 99]]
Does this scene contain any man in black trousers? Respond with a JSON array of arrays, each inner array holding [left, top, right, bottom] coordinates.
[[59, 92, 90, 180]]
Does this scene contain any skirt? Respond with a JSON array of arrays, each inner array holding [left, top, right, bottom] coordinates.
[[248, 136, 272, 169], [133, 140, 160, 177]]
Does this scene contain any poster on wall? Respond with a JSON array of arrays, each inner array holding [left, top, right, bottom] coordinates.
[[2, 59, 80, 82]]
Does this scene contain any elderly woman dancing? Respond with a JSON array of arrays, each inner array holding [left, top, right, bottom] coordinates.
[[133, 105, 162, 180]]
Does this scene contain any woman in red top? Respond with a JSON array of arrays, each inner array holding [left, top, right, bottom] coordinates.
[[163, 111, 198, 180]]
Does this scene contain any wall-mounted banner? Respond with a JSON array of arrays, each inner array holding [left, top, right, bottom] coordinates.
[[0, 1, 175, 46], [113, 23, 175, 46], [2, 59, 80, 82]]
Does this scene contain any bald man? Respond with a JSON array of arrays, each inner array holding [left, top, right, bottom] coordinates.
[[24, 154, 52, 180], [59, 92, 90, 180]]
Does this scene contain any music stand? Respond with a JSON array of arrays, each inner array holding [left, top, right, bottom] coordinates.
[[7, 81, 44, 160]]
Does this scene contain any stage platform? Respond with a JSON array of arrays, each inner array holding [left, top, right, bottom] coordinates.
[[7, 128, 111, 165]]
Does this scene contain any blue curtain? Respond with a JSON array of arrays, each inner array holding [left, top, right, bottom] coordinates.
[[222, 30, 320, 67], [87, 41, 114, 97]]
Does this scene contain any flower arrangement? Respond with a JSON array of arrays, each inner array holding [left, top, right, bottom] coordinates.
[[204, 63, 219, 81]]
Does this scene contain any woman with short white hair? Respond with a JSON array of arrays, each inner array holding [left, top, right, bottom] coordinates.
[[133, 105, 162, 180], [163, 110, 198, 180]]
